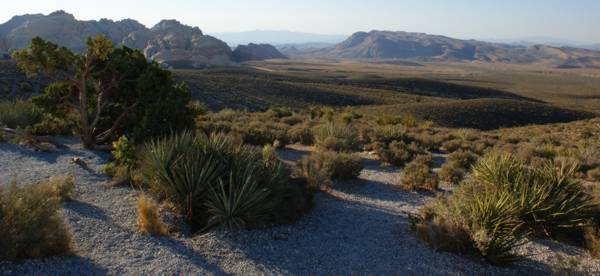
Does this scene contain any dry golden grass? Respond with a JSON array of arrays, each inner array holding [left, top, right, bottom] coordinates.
[[0, 179, 73, 261], [136, 194, 168, 236]]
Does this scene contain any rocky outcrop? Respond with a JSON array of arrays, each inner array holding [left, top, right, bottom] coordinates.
[[232, 43, 287, 62], [0, 11, 234, 68]]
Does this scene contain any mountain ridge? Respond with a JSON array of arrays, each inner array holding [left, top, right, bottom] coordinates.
[[281, 30, 600, 68]]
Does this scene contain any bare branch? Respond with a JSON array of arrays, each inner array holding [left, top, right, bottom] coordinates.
[[95, 101, 139, 143]]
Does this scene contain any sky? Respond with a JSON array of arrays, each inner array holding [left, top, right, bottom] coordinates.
[[2, 0, 599, 44]]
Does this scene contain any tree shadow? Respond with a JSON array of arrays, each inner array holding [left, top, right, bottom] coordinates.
[[152, 236, 230, 275], [220, 192, 553, 274]]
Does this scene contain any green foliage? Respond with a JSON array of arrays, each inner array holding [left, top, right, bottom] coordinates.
[[313, 122, 359, 152], [112, 136, 137, 170], [300, 151, 364, 188], [140, 131, 310, 230], [0, 180, 73, 261], [0, 99, 43, 129], [14, 36, 194, 148]]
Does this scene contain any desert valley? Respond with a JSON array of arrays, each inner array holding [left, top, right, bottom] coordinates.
[[1, 6, 600, 275]]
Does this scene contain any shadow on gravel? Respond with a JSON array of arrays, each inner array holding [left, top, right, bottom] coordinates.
[[154, 237, 229, 275], [0, 256, 108, 275], [64, 201, 109, 222]]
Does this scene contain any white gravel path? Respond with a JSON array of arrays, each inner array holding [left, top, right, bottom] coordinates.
[[1, 140, 599, 275]]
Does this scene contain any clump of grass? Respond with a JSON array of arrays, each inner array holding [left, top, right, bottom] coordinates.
[[136, 193, 168, 236], [0, 99, 43, 129], [313, 122, 359, 152], [300, 151, 363, 188], [46, 175, 75, 201], [0, 180, 73, 261], [371, 125, 408, 145], [399, 155, 439, 191]]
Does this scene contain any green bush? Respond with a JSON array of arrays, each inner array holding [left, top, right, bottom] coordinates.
[[300, 151, 363, 188], [0, 100, 43, 129], [140, 131, 310, 230], [0, 180, 73, 261], [313, 122, 359, 152], [399, 155, 439, 191]]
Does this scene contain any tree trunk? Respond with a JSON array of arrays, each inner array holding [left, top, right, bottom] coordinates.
[[78, 77, 95, 149]]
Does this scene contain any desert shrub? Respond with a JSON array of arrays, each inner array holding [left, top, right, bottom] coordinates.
[[137, 193, 168, 236], [375, 140, 423, 167], [46, 175, 75, 201], [411, 131, 451, 151], [288, 124, 314, 145], [262, 144, 279, 165], [0, 99, 43, 129], [454, 128, 479, 141], [439, 161, 466, 184], [414, 153, 598, 265], [281, 115, 304, 126], [448, 150, 479, 168], [103, 136, 137, 182], [266, 106, 293, 118], [584, 226, 600, 259], [399, 155, 439, 191], [140, 131, 310, 230], [412, 180, 525, 265], [300, 151, 363, 188], [30, 114, 75, 136], [0, 180, 73, 261], [471, 155, 595, 234], [313, 122, 359, 152], [588, 168, 600, 182], [371, 125, 408, 144], [236, 121, 289, 147]]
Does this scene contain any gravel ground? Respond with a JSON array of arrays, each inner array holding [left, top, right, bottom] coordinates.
[[1, 140, 599, 275]]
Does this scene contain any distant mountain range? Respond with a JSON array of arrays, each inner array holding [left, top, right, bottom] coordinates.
[[1, 11, 600, 69], [210, 30, 346, 47], [0, 11, 287, 68], [281, 31, 600, 68]]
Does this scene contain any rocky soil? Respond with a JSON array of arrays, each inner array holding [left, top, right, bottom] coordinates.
[[0, 139, 599, 275]]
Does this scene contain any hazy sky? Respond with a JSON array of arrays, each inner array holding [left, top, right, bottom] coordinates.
[[2, 0, 599, 43]]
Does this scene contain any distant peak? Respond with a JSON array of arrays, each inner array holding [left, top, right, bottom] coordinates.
[[48, 10, 74, 19]]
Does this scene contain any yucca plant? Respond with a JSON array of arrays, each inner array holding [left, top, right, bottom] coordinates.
[[466, 187, 525, 265], [205, 163, 273, 230], [471, 154, 595, 234], [141, 131, 304, 230]]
